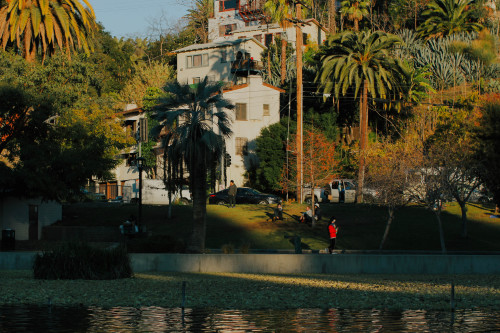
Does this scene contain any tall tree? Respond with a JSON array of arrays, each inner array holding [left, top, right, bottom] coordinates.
[[365, 137, 419, 249], [417, 0, 483, 39], [317, 30, 407, 202], [475, 94, 500, 214], [339, 0, 370, 31], [282, 127, 339, 219], [152, 78, 234, 253], [185, 0, 213, 44], [0, 0, 98, 62]]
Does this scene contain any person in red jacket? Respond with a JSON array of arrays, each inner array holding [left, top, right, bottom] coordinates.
[[327, 216, 339, 254]]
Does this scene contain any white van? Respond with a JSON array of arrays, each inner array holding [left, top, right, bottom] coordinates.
[[304, 179, 357, 204], [122, 179, 191, 205]]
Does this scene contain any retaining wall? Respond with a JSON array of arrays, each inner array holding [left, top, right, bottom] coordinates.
[[1, 252, 500, 275]]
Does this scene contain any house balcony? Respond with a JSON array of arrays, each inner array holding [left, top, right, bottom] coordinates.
[[231, 59, 264, 76], [238, 0, 268, 23]]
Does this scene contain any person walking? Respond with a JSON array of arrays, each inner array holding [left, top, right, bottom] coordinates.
[[327, 216, 339, 254], [228, 180, 237, 208]]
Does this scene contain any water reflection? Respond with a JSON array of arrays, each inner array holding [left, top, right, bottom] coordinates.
[[0, 306, 499, 332]]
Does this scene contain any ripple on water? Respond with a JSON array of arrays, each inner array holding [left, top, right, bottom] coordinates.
[[0, 306, 499, 332]]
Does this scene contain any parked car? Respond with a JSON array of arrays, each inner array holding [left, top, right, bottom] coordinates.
[[208, 187, 282, 205]]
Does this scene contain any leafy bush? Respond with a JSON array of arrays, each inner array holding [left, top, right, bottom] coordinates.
[[126, 235, 186, 253], [221, 243, 235, 254], [33, 242, 132, 280]]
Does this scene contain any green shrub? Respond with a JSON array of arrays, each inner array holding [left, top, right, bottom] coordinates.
[[126, 235, 186, 253], [33, 242, 132, 280], [221, 243, 235, 254], [239, 242, 251, 254]]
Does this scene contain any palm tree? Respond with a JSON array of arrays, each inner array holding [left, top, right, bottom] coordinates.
[[339, 0, 370, 31], [317, 30, 407, 202], [417, 0, 483, 39], [0, 0, 97, 62], [186, 0, 213, 44], [153, 78, 234, 253], [264, 0, 293, 85]]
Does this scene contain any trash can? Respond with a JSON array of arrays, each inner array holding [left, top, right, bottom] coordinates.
[[1, 229, 15, 251]]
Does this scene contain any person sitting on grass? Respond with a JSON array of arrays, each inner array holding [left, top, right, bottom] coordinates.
[[273, 203, 283, 221], [300, 206, 313, 224], [314, 203, 322, 221]]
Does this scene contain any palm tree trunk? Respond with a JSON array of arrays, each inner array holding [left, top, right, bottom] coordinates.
[[329, 0, 337, 34], [357, 80, 368, 203], [189, 164, 207, 253]]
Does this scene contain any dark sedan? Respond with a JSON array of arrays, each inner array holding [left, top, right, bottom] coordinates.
[[208, 187, 282, 205]]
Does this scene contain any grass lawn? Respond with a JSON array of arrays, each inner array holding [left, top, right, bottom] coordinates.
[[58, 201, 500, 252]]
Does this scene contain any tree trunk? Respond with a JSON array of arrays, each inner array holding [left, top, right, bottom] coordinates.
[[296, 3, 303, 203], [356, 80, 368, 203], [459, 201, 468, 238], [379, 206, 395, 249], [434, 210, 447, 253], [188, 164, 207, 253]]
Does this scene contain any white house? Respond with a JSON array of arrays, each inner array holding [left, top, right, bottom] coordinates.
[[89, 104, 143, 200], [221, 75, 284, 186], [208, 0, 327, 48], [174, 38, 284, 187], [0, 196, 61, 241], [175, 38, 266, 86]]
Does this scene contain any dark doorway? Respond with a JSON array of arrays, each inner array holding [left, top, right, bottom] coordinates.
[[29, 205, 38, 240]]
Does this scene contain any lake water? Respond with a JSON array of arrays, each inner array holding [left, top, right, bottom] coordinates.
[[1, 306, 499, 332]]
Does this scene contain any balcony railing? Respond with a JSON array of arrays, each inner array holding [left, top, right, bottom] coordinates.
[[230, 59, 264, 74]]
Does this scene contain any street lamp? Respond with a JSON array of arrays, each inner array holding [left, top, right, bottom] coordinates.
[[136, 156, 146, 230]]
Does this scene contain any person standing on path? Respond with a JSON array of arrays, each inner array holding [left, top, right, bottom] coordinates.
[[228, 180, 237, 208], [328, 216, 339, 254]]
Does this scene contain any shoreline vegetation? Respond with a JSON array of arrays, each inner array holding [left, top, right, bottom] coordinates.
[[1, 271, 499, 310]]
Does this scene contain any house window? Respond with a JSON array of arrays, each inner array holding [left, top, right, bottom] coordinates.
[[221, 50, 227, 63], [220, 23, 237, 36], [193, 77, 200, 84], [303, 33, 308, 45], [263, 104, 270, 116], [265, 33, 273, 47], [219, 0, 238, 11], [236, 137, 248, 155], [253, 34, 262, 43], [235, 103, 247, 121], [186, 53, 209, 68]]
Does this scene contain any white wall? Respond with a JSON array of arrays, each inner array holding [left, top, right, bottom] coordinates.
[[176, 40, 265, 85], [0, 197, 62, 240], [222, 75, 281, 186]]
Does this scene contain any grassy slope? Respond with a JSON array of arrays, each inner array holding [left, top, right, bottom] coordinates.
[[60, 201, 500, 252]]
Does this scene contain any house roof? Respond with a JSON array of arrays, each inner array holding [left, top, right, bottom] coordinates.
[[222, 81, 285, 94], [174, 37, 266, 53]]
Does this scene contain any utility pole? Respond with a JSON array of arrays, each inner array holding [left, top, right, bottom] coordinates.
[[295, 1, 303, 203]]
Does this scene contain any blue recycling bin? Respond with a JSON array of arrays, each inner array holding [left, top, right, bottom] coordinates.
[[1, 229, 15, 251]]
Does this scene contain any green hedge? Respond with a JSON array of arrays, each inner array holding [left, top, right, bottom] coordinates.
[[33, 242, 132, 280]]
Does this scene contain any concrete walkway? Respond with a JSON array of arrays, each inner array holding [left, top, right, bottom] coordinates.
[[1, 251, 499, 274]]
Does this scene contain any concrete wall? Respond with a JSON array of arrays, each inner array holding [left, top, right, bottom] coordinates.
[[2, 252, 500, 275], [0, 198, 62, 240]]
